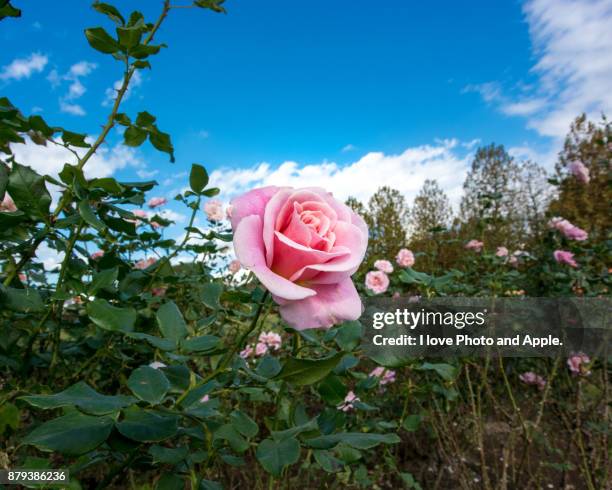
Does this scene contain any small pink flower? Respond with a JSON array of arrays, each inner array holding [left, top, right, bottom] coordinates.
[[228, 259, 241, 274], [128, 209, 148, 226], [548, 217, 588, 241], [337, 390, 359, 412], [374, 259, 394, 274], [568, 161, 590, 184], [200, 394, 210, 403], [91, 250, 104, 260], [204, 199, 224, 221], [147, 197, 168, 208], [519, 371, 546, 390], [258, 331, 282, 350], [465, 240, 484, 252], [369, 367, 396, 385], [0, 194, 17, 212], [149, 361, 167, 369], [151, 286, 167, 297], [240, 345, 254, 359], [365, 270, 389, 294], [135, 257, 157, 270], [496, 246, 508, 257], [255, 342, 268, 357], [554, 250, 578, 268], [396, 248, 415, 267], [392, 292, 401, 300], [567, 352, 591, 376], [18, 273, 27, 282]]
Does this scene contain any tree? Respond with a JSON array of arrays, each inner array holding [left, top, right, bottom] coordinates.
[[548, 114, 611, 242], [410, 179, 452, 239]]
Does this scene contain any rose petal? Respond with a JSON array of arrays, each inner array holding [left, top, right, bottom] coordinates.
[[234, 215, 316, 300], [263, 188, 294, 267], [230, 186, 280, 231], [278, 278, 362, 330]]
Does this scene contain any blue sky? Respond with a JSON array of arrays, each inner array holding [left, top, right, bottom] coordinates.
[[2, 0, 611, 224]]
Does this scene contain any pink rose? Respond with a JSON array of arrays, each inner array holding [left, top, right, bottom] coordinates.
[[496, 246, 508, 257], [151, 286, 167, 297], [568, 161, 590, 184], [548, 217, 588, 241], [258, 331, 282, 350], [240, 345, 254, 359], [519, 371, 546, 390], [365, 270, 389, 294], [396, 248, 415, 267], [231, 186, 368, 330], [465, 240, 484, 252], [567, 352, 591, 376], [91, 250, 105, 260], [553, 250, 578, 268], [255, 342, 268, 357], [337, 390, 359, 412], [374, 259, 394, 274], [228, 259, 241, 274], [147, 197, 168, 208], [204, 199, 225, 221], [135, 257, 157, 270], [369, 366, 396, 385], [0, 194, 17, 212]]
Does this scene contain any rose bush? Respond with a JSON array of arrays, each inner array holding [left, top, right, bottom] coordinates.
[[231, 186, 368, 329]]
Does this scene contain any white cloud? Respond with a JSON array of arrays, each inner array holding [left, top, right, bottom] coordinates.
[[341, 144, 356, 153], [68, 61, 97, 78], [157, 209, 186, 223], [0, 53, 48, 81], [59, 101, 86, 116], [50, 61, 98, 116], [137, 168, 159, 179], [103, 69, 143, 106], [466, 0, 612, 140], [11, 136, 144, 179], [208, 140, 472, 209]]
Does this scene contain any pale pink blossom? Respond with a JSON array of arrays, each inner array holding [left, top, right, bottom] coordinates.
[[255, 342, 268, 357], [149, 361, 167, 369], [200, 394, 210, 403], [240, 345, 254, 359], [567, 352, 591, 376], [396, 248, 415, 267], [553, 250, 578, 268], [568, 161, 590, 184], [519, 371, 546, 390], [204, 199, 224, 221], [91, 250, 104, 260], [18, 273, 27, 282], [228, 259, 241, 274], [147, 197, 168, 208], [365, 270, 389, 294], [135, 257, 157, 270], [495, 246, 508, 257], [337, 390, 360, 412], [465, 240, 484, 252], [369, 366, 396, 385], [374, 259, 394, 274], [392, 292, 401, 300], [548, 217, 588, 241], [258, 331, 282, 350], [230, 186, 368, 330], [0, 194, 17, 212], [128, 209, 148, 226], [151, 286, 167, 297]]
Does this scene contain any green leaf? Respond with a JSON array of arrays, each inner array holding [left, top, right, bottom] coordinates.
[[334, 321, 363, 351], [0, 2, 21, 19], [276, 352, 344, 386], [78, 200, 106, 232], [256, 355, 281, 379], [0, 163, 7, 198], [23, 412, 113, 455], [201, 282, 222, 309], [20, 382, 135, 415], [84, 26, 120, 54], [317, 375, 347, 405], [181, 335, 220, 352], [135, 111, 156, 127], [7, 162, 51, 219], [87, 299, 136, 332], [419, 362, 457, 381], [256, 437, 300, 476], [230, 410, 258, 438], [92, 2, 125, 24], [124, 125, 147, 146], [127, 366, 170, 404], [130, 43, 162, 59], [124, 332, 177, 351], [117, 26, 142, 49], [61, 130, 90, 147], [116, 407, 178, 442], [193, 0, 227, 13], [157, 474, 185, 490], [189, 163, 208, 193], [149, 445, 188, 464], [402, 414, 423, 432], [0, 402, 20, 435], [313, 449, 343, 473], [214, 424, 249, 453], [305, 432, 400, 450], [28, 115, 53, 137], [0, 287, 44, 313], [157, 301, 189, 342], [148, 128, 174, 162]]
